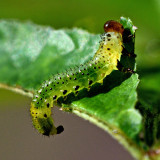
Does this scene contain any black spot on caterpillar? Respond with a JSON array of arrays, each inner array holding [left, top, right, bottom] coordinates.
[[30, 20, 135, 136]]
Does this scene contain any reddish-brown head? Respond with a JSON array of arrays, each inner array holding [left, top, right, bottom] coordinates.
[[104, 20, 124, 34]]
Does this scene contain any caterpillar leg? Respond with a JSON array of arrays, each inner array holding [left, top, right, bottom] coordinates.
[[123, 28, 135, 42], [122, 46, 136, 58], [117, 60, 135, 74], [56, 125, 64, 134]]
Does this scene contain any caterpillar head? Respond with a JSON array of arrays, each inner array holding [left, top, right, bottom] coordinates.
[[104, 20, 124, 34], [97, 20, 124, 63]]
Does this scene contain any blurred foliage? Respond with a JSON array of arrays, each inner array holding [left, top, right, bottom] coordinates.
[[0, 0, 160, 69]]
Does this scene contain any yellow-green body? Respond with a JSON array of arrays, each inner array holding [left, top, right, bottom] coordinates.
[[30, 31, 123, 136]]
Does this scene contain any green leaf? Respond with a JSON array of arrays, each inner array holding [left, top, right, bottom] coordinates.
[[0, 17, 151, 159], [64, 74, 141, 140]]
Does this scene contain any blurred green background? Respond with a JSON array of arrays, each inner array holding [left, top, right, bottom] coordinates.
[[0, 0, 160, 68], [0, 0, 160, 159]]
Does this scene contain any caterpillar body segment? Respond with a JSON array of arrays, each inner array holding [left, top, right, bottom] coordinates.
[[30, 20, 130, 136]]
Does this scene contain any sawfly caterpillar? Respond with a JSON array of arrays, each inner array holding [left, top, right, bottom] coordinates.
[[30, 20, 135, 136]]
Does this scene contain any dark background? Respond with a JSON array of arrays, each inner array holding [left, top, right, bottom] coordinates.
[[0, 0, 160, 159]]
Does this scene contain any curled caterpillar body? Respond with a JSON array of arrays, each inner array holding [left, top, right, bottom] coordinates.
[[30, 20, 125, 136]]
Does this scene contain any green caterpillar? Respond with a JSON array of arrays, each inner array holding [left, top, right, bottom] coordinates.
[[30, 20, 135, 136]]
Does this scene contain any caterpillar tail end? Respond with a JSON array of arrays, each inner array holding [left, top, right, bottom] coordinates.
[[30, 103, 64, 136]]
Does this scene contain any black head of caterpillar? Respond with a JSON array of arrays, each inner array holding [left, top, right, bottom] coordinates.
[[30, 20, 134, 136]]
